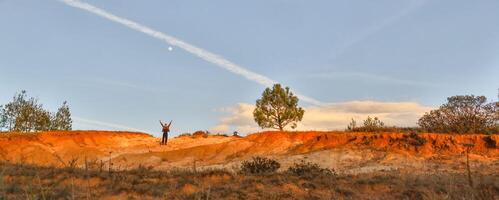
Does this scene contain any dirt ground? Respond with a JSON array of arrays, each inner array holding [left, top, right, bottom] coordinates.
[[0, 131, 497, 199], [0, 131, 497, 173]]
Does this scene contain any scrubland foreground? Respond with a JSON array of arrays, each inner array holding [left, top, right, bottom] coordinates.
[[0, 161, 497, 199], [0, 131, 497, 199]]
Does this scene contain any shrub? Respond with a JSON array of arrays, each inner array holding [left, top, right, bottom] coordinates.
[[346, 116, 391, 132], [418, 95, 498, 134], [482, 136, 496, 148], [287, 160, 335, 178], [177, 133, 192, 138], [346, 118, 357, 131], [402, 132, 427, 146], [363, 116, 385, 130], [240, 157, 280, 174], [167, 167, 230, 177], [192, 131, 209, 138], [214, 133, 229, 137]]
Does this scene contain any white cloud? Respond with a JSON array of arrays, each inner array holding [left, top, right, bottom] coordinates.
[[210, 101, 433, 134], [210, 103, 263, 133]]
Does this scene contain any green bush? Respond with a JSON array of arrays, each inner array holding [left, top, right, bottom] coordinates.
[[192, 131, 209, 138], [402, 132, 427, 146], [213, 133, 229, 137], [482, 136, 496, 148], [346, 116, 391, 132], [287, 160, 335, 178], [240, 157, 280, 174], [418, 95, 498, 134], [176, 133, 192, 138]]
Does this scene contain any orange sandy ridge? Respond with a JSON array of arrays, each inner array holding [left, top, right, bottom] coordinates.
[[0, 131, 497, 171]]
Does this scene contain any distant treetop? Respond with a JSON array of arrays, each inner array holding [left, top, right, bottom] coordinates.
[[418, 95, 498, 134], [0, 90, 72, 133]]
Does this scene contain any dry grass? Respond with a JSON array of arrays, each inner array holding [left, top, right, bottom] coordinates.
[[0, 162, 497, 200]]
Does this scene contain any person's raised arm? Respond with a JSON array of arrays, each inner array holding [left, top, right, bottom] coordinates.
[[159, 120, 164, 127]]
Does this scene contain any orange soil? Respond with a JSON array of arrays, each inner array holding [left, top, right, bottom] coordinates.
[[0, 131, 156, 166], [0, 131, 497, 171]]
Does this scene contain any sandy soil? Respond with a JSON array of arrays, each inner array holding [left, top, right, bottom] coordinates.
[[0, 131, 497, 175]]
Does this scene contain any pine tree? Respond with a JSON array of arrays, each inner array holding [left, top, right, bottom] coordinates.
[[52, 101, 72, 131], [253, 84, 305, 131]]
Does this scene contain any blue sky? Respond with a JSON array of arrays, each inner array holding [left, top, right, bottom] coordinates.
[[1, 0, 498, 136]]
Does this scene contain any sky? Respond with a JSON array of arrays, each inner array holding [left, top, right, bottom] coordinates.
[[1, 0, 498, 137]]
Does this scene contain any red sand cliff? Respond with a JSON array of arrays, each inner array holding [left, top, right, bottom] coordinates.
[[0, 131, 497, 170]]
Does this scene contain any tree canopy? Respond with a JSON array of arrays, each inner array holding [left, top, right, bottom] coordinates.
[[0, 91, 72, 132], [418, 95, 498, 134], [253, 84, 305, 131], [51, 101, 72, 131]]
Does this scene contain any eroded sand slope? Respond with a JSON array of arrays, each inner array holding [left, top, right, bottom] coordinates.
[[0, 131, 497, 174]]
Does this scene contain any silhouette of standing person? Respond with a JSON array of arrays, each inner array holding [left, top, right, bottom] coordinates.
[[159, 120, 172, 145]]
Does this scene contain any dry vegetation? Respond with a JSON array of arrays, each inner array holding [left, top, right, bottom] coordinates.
[[0, 160, 497, 200], [0, 130, 497, 199]]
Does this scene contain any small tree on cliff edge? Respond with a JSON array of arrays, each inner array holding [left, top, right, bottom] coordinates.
[[51, 101, 72, 131], [253, 84, 305, 131], [0, 91, 72, 132]]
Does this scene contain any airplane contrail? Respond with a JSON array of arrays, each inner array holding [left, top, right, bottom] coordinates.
[[58, 0, 324, 106]]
